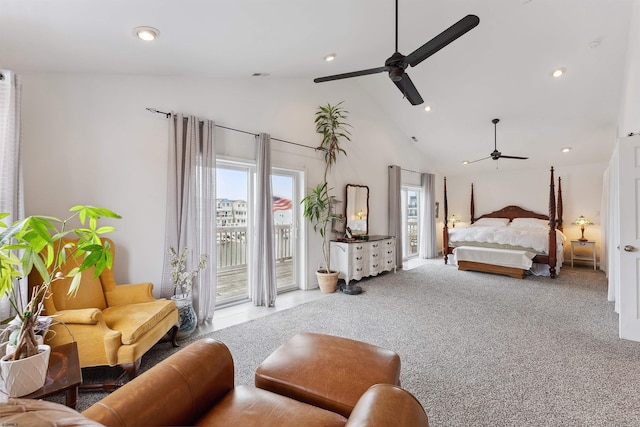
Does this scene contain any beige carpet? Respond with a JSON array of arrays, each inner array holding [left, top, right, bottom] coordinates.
[[50, 260, 640, 426]]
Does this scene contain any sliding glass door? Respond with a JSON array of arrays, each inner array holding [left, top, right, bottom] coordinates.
[[216, 163, 251, 305], [401, 186, 420, 260], [272, 169, 299, 292], [215, 161, 301, 306]]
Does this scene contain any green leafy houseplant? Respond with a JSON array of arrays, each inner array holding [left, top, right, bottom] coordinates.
[[301, 182, 342, 275], [314, 101, 351, 182], [0, 206, 121, 361], [302, 102, 351, 290]]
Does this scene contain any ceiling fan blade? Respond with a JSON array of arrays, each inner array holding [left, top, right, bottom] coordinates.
[[405, 15, 480, 68], [498, 155, 529, 160], [314, 66, 389, 83], [393, 73, 424, 105], [465, 156, 490, 164]]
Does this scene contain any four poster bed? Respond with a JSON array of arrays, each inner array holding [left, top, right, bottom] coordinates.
[[442, 167, 566, 279]]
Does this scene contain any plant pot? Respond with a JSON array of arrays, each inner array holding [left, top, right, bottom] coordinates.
[[171, 295, 198, 340], [316, 270, 339, 293], [0, 344, 50, 397]]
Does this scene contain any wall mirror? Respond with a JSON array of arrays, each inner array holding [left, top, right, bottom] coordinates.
[[345, 184, 369, 236]]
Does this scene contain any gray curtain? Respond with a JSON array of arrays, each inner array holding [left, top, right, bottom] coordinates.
[[0, 70, 25, 320], [162, 114, 217, 323], [419, 173, 438, 258], [251, 133, 277, 306], [388, 165, 403, 269]]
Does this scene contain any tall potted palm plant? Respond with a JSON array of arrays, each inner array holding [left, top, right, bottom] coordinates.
[[302, 102, 351, 292]]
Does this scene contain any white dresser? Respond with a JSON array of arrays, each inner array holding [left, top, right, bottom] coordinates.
[[330, 236, 396, 286]]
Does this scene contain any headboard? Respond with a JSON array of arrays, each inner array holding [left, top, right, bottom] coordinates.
[[474, 205, 548, 222]]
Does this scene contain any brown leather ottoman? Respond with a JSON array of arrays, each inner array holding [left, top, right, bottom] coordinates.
[[255, 332, 401, 417]]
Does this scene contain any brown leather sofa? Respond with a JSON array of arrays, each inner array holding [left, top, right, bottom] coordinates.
[[83, 337, 429, 427], [1, 338, 429, 426]]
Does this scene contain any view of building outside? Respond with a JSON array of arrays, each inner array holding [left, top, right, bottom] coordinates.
[[405, 189, 419, 258], [216, 166, 295, 303]]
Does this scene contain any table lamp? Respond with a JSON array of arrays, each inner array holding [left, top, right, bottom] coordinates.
[[573, 215, 592, 241], [450, 214, 459, 228]]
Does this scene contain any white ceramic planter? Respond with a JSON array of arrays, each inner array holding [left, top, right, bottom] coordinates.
[[0, 344, 50, 397]]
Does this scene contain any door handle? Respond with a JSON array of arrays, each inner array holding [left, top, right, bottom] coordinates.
[[624, 245, 636, 252]]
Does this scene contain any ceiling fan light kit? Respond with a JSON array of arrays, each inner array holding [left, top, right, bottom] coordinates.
[[313, 0, 479, 106]]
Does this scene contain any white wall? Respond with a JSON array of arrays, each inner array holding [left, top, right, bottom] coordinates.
[[619, 0, 640, 137], [441, 163, 606, 259], [20, 74, 433, 295]]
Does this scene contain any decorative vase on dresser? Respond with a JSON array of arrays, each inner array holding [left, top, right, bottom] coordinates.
[[330, 236, 397, 295], [171, 295, 198, 340]]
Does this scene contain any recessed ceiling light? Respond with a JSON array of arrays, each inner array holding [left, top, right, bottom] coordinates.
[[551, 67, 566, 78], [134, 26, 160, 41], [561, 147, 572, 153], [324, 53, 336, 62], [424, 105, 432, 112], [462, 160, 470, 165]]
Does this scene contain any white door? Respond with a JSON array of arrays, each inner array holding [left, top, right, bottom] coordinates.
[[618, 134, 640, 341]]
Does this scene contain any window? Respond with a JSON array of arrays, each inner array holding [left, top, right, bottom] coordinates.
[[401, 186, 420, 259]]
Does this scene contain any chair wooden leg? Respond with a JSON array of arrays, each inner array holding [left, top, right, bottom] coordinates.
[[121, 358, 142, 381], [171, 325, 180, 347], [79, 370, 128, 392]]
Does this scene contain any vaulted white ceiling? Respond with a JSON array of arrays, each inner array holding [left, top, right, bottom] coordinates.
[[0, 0, 632, 174]]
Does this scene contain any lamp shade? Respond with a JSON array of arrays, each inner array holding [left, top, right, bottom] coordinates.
[[573, 215, 592, 241], [573, 215, 592, 226]]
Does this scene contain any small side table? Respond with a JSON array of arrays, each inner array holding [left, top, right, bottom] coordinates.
[[0, 341, 82, 408], [570, 240, 597, 270]]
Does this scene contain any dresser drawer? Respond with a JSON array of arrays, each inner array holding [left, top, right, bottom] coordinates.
[[329, 237, 397, 287]]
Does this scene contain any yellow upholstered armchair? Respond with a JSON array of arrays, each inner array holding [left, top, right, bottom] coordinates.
[[29, 238, 179, 381]]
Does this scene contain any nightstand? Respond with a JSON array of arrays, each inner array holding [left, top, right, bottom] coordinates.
[[570, 240, 596, 270]]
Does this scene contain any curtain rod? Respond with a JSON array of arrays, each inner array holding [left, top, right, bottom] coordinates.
[[146, 108, 315, 150], [389, 165, 422, 175]]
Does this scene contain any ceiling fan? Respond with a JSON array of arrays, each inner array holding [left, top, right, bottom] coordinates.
[[313, 0, 479, 106], [465, 118, 529, 164]]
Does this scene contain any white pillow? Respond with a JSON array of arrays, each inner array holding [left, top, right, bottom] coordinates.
[[510, 217, 549, 229], [472, 217, 510, 227]]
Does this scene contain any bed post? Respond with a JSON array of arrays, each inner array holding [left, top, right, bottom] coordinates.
[[470, 183, 475, 224], [548, 167, 557, 278], [443, 177, 449, 264], [557, 177, 563, 231]]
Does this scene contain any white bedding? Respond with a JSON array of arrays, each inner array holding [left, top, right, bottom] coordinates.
[[448, 225, 566, 254], [454, 246, 536, 270]]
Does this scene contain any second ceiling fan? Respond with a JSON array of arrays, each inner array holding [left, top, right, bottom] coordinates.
[[466, 118, 529, 164], [313, 0, 479, 106]]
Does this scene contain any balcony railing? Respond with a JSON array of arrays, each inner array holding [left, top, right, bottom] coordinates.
[[406, 220, 418, 256], [217, 225, 292, 271]]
